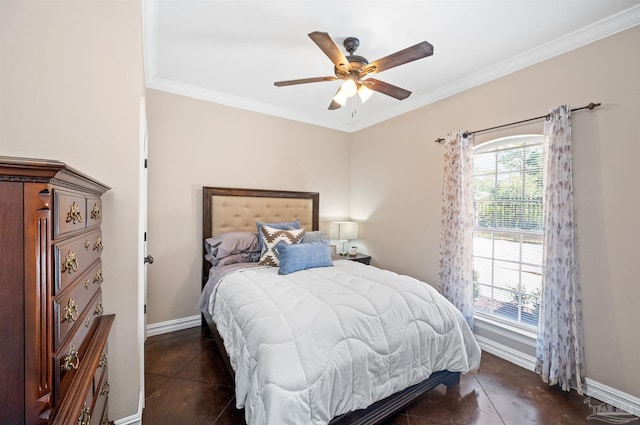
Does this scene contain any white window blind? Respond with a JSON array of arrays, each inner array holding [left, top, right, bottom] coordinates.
[[473, 135, 543, 329]]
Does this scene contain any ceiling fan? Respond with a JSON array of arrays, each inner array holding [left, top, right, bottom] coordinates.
[[274, 31, 434, 110]]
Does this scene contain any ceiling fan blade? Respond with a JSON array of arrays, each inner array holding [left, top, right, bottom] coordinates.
[[362, 78, 411, 100], [361, 41, 433, 76], [274, 76, 337, 87], [308, 31, 350, 72], [328, 99, 342, 110]]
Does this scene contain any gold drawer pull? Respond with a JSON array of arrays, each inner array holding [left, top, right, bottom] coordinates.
[[85, 240, 90, 250], [62, 298, 78, 323], [78, 402, 90, 425], [93, 236, 103, 252], [62, 345, 80, 371], [66, 202, 83, 224], [100, 381, 110, 396], [62, 250, 79, 274], [84, 279, 90, 289], [91, 203, 102, 220], [84, 318, 90, 328], [101, 416, 109, 425], [93, 269, 103, 285], [99, 352, 108, 368], [94, 301, 103, 316]]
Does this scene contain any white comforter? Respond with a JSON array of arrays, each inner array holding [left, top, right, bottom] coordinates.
[[209, 260, 481, 425]]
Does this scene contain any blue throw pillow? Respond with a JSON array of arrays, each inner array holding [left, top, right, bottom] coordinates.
[[277, 239, 333, 275], [256, 220, 300, 251]]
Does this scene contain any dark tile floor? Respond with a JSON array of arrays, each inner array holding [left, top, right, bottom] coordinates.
[[143, 327, 620, 425]]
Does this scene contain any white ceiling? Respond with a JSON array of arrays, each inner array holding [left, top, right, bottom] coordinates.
[[143, 1, 640, 133]]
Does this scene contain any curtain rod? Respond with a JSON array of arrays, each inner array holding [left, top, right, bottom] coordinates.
[[433, 102, 601, 144]]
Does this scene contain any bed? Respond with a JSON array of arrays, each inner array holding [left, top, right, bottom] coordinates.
[[200, 186, 481, 425]]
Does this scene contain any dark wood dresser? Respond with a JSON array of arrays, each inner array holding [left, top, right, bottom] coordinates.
[[0, 157, 114, 425]]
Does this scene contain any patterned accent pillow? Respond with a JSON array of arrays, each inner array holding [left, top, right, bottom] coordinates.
[[258, 225, 305, 267], [256, 220, 300, 252]]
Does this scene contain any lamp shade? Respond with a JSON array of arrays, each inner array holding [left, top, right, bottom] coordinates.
[[338, 79, 357, 98], [329, 221, 358, 240], [332, 92, 347, 106], [357, 84, 374, 103]]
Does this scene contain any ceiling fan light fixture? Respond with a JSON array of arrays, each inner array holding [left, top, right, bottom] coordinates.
[[333, 92, 348, 106], [275, 32, 434, 111], [357, 84, 374, 103], [339, 79, 357, 98]]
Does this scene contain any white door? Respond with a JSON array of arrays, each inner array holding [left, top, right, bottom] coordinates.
[[138, 97, 150, 408]]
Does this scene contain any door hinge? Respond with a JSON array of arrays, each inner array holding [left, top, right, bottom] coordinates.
[[144, 158, 148, 168]]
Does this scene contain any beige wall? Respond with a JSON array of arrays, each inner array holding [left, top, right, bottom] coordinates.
[[2, 0, 637, 418], [145, 89, 351, 325], [0, 0, 144, 420], [351, 26, 640, 398]]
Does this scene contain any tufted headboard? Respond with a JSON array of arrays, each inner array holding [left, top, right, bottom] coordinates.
[[202, 187, 319, 285]]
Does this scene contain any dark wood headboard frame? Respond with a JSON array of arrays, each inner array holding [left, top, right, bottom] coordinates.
[[202, 186, 319, 286]]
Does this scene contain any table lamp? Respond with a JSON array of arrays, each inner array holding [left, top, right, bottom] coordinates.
[[329, 221, 358, 256]]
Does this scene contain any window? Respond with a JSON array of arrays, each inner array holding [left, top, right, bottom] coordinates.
[[472, 135, 543, 330]]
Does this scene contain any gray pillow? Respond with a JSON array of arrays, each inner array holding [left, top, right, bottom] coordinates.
[[204, 232, 259, 264], [302, 231, 328, 244], [212, 251, 260, 267]]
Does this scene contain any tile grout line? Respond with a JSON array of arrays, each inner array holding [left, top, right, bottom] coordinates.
[[472, 374, 508, 425], [211, 396, 238, 425], [146, 341, 208, 379], [172, 344, 207, 377]]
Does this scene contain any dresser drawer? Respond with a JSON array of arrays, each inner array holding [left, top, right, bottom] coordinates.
[[86, 196, 103, 230], [98, 406, 109, 425], [76, 390, 94, 425], [54, 260, 103, 349], [90, 366, 109, 425], [54, 228, 104, 294], [48, 315, 114, 425], [54, 289, 104, 403], [54, 190, 88, 238], [93, 347, 108, 392]]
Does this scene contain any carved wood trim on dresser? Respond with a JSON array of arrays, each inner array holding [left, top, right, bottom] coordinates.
[[0, 157, 113, 425]]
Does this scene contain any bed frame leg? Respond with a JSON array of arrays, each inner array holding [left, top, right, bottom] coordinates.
[[443, 372, 461, 388], [201, 314, 213, 336]]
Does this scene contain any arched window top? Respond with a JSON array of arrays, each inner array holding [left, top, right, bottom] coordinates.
[[474, 134, 543, 154]]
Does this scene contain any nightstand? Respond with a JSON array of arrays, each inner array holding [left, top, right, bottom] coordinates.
[[332, 253, 372, 265]]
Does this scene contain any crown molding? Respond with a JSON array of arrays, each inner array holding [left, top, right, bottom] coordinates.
[[146, 77, 354, 132], [143, 3, 640, 133]]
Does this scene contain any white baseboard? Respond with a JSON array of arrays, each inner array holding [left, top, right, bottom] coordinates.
[[145, 314, 201, 337], [114, 412, 141, 425], [585, 378, 640, 417], [476, 334, 640, 417], [475, 334, 537, 371]]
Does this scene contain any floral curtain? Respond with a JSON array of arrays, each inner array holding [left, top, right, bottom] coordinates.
[[535, 105, 586, 394], [439, 131, 475, 328]]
